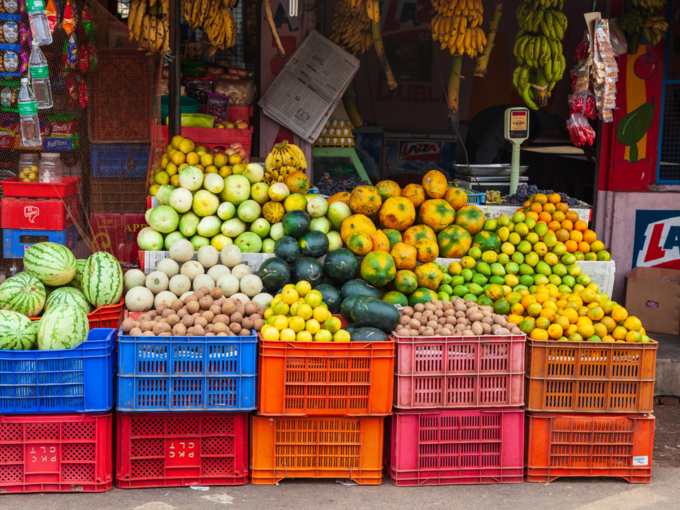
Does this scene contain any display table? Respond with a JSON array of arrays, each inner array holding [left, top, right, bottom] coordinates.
[[479, 203, 592, 224]]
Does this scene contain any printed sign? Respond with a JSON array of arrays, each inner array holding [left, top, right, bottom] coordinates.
[[633, 456, 648, 466], [23, 205, 39, 223], [633, 210, 680, 270], [399, 141, 442, 161]]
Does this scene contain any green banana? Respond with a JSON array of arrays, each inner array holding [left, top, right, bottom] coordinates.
[[533, 7, 544, 33]]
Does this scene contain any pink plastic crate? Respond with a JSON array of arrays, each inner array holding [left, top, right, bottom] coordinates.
[[386, 408, 525, 486], [393, 333, 526, 409]]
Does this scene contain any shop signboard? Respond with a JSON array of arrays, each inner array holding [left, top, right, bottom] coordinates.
[[633, 210, 680, 269]]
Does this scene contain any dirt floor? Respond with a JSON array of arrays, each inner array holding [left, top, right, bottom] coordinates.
[[653, 403, 680, 468]]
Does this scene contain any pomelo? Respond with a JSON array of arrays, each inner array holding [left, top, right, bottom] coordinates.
[[137, 227, 164, 251], [148, 205, 179, 233], [178, 166, 204, 190]]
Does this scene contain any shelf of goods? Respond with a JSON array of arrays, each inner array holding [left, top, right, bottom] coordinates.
[[116, 412, 249, 488]]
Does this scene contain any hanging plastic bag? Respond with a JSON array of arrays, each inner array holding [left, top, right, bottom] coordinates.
[[567, 113, 596, 147]]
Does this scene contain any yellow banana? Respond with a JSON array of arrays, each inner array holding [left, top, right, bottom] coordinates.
[[128, 0, 140, 37], [133, 0, 146, 41]]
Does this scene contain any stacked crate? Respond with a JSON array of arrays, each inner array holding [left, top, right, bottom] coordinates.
[[523, 339, 657, 483], [0, 177, 81, 258], [114, 322, 256, 488], [251, 325, 395, 485], [0, 328, 117, 494], [386, 330, 527, 486]]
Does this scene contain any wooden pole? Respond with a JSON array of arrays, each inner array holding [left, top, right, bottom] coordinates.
[[168, 0, 181, 138], [448, 55, 463, 130], [474, 0, 503, 78]]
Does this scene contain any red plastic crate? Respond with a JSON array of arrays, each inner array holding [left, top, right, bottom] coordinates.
[[0, 413, 112, 493], [116, 412, 249, 488], [0, 177, 81, 198], [1, 195, 79, 230], [387, 408, 524, 486], [160, 125, 253, 157], [525, 412, 655, 483], [393, 333, 525, 409], [30, 299, 124, 332]]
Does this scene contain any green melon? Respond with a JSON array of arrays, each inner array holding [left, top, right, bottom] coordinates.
[[45, 287, 92, 314], [0, 310, 37, 350], [37, 304, 89, 350], [323, 248, 359, 285], [258, 257, 291, 293], [82, 252, 124, 308], [0, 272, 46, 317], [24, 242, 76, 286]]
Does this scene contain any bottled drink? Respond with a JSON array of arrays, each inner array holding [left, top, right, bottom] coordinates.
[[29, 42, 52, 109], [26, 0, 52, 46], [18, 78, 41, 147]]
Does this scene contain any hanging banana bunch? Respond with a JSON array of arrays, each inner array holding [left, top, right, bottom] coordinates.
[[127, 0, 170, 53], [512, 0, 567, 109], [618, 0, 668, 54], [183, 0, 238, 56], [430, 0, 487, 58]]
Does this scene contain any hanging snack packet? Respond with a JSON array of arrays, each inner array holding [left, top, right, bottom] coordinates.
[[66, 70, 79, 106], [81, 4, 93, 35], [0, 0, 19, 14], [78, 76, 87, 107], [0, 49, 21, 75], [62, 0, 78, 36], [64, 32, 77, 69], [0, 79, 18, 110], [0, 20, 19, 44], [46, 0, 58, 34], [78, 41, 89, 73]]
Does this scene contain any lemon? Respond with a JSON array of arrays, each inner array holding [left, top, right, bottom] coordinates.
[[288, 316, 306, 333], [264, 308, 274, 320], [280, 328, 296, 342], [166, 162, 178, 176], [171, 135, 184, 149], [171, 151, 186, 165], [201, 153, 214, 167], [272, 315, 289, 331], [149, 184, 160, 196], [297, 303, 313, 320], [334, 330, 351, 342], [313, 306, 330, 323], [154, 171, 170, 185], [289, 302, 300, 317], [282, 288, 300, 305], [305, 290, 323, 307], [161, 154, 169, 169], [306, 319, 320, 335], [297, 331, 313, 342], [271, 295, 282, 305], [461, 256, 476, 269], [295, 281, 312, 297], [178, 163, 189, 171], [205, 165, 218, 174], [272, 301, 290, 316], [186, 152, 200, 166], [315, 330, 332, 342], [262, 325, 279, 341], [170, 175, 180, 187], [324, 317, 342, 333]]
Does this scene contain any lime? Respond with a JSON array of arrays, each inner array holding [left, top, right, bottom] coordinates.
[[497, 215, 511, 227], [476, 261, 491, 276], [468, 247, 482, 260], [498, 253, 510, 265]]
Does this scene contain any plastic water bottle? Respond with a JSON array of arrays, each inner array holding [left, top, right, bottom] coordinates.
[[18, 78, 41, 147], [26, 0, 52, 46], [29, 42, 52, 109]]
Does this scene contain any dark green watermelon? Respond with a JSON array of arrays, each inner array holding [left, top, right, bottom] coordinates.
[[341, 294, 363, 321], [282, 210, 311, 238], [291, 256, 324, 288], [258, 257, 290, 293], [274, 236, 300, 264], [324, 248, 358, 285], [340, 279, 381, 301], [344, 323, 360, 334], [350, 327, 389, 342], [351, 296, 400, 332], [315, 284, 341, 314], [299, 231, 329, 258]]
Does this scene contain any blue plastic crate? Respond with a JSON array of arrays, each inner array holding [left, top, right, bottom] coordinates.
[[3, 224, 77, 258], [465, 191, 486, 205], [117, 329, 257, 412], [91, 143, 150, 178], [0, 328, 116, 414]]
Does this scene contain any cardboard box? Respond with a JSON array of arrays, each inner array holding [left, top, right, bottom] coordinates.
[[625, 267, 680, 335], [91, 213, 147, 268]]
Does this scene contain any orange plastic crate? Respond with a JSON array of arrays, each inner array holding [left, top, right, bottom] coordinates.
[[250, 416, 384, 485], [525, 412, 654, 483], [525, 339, 657, 413], [257, 335, 394, 416]]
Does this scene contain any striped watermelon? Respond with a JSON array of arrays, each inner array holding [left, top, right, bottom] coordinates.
[[68, 259, 87, 291], [82, 252, 123, 308], [0, 310, 36, 350], [45, 287, 92, 314], [24, 242, 76, 286], [37, 303, 88, 350], [0, 272, 46, 317]]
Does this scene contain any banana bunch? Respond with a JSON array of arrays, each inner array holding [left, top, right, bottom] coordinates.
[[346, 0, 380, 23], [128, 0, 170, 53], [430, 0, 487, 58], [618, 8, 644, 34], [643, 15, 669, 46], [513, 0, 567, 109], [264, 141, 308, 185], [183, 0, 238, 56], [329, 0, 373, 55], [631, 0, 666, 8]]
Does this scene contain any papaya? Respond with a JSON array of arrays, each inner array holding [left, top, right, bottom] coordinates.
[[370, 230, 391, 252], [415, 262, 444, 290], [284, 171, 310, 195], [444, 187, 468, 211], [382, 229, 403, 250], [341, 214, 376, 243], [437, 225, 472, 258], [390, 242, 417, 270], [402, 183, 426, 207], [328, 192, 351, 206], [422, 170, 448, 198], [376, 180, 402, 202], [379, 197, 416, 231], [402, 224, 437, 246], [453, 204, 486, 235], [394, 270, 418, 294], [347, 232, 373, 256], [349, 185, 382, 215], [418, 199, 455, 232], [360, 251, 397, 287], [415, 238, 439, 263], [408, 288, 438, 307]]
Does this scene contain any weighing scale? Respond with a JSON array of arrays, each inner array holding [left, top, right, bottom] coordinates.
[[504, 107, 529, 194], [453, 174, 529, 195]]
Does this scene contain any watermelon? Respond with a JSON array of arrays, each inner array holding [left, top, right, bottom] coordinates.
[[68, 259, 88, 291], [282, 210, 311, 238], [274, 236, 300, 264], [37, 304, 88, 350], [258, 257, 291, 293], [0, 272, 46, 317], [315, 284, 341, 313], [82, 252, 124, 308], [45, 287, 92, 314], [0, 310, 36, 350], [324, 248, 359, 285], [298, 231, 329, 258], [24, 242, 77, 286], [291, 257, 324, 288]]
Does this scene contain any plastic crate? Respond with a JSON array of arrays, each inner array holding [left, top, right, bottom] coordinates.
[[250, 416, 384, 485], [30, 299, 125, 333], [257, 335, 394, 416], [0, 413, 112, 493], [525, 339, 657, 413], [386, 408, 524, 486], [3, 224, 78, 258], [464, 191, 486, 205], [0, 177, 81, 198], [161, 125, 253, 157], [116, 412, 249, 488], [393, 333, 525, 409], [1, 194, 79, 230], [525, 412, 654, 483], [91, 143, 150, 178], [117, 330, 257, 412], [0, 328, 116, 414]]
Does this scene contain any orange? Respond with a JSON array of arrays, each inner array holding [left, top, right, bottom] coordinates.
[[556, 202, 569, 213], [540, 309, 557, 322], [526, 211, 539, 221], [576, 316, 593, 327], [534, 292, 549, 304], [578, 323, 595, 338], [521, 294, 537, 309], [612, 326, 628, 340], [523, 200, 531, 208], [536, 317, 551, 330], [566, 324, 579, 336], [530, 202, 543, 213], [556, 299, 568, 309], [555, 316, 570, 330], [511, 303, 525, 316], [600, 316, 617, 333], [577, 242, 591, 253], [583, 229, 597, 244], [508, 314, 523, 325], [574, 220, 588, 232], [625, 331, 642, 343], [581, 289, 596, 303], [530, 328, 549, 341], [623, 316, 642, 332], [602, 335, 615, 343], [543, 203, 556, 214], [549, 221, 562, 232], [534, 193, 548, 205], [549, 193, 561, 204], [548, 324, 563, 339], [527, 302, 543, 317], [552, 211, 566, 223], [565, 210, 579, 223], [556, 229, 570, 243], [538, 211, 553, 223], [593, 323, 608, 338], [561, 220, 573, 231], [561, 308, 578, 324], [611, 307, 629, 322], [564, 240, 578, 253], [570, 230, 583, 243], [543, 300, 558, 312], [578, 306, 589, 316]]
